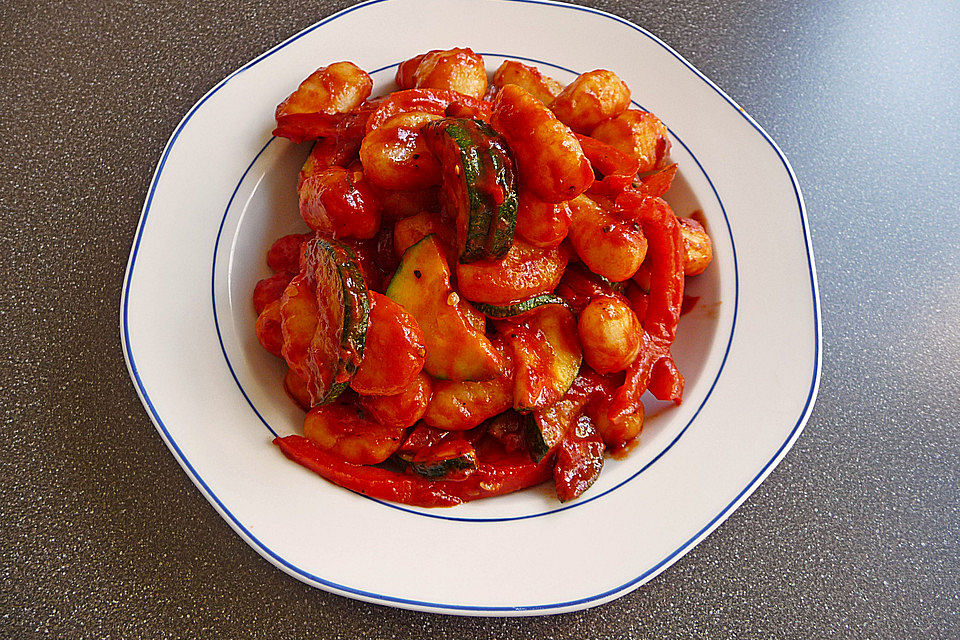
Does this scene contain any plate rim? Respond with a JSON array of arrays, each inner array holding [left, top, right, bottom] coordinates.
[[120, 0, 822, 615]]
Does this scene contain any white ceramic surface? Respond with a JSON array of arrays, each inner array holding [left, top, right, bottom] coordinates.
[[121, 0, 820, 616]]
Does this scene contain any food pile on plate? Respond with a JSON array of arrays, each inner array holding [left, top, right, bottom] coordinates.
[[252, 48, 713, 506]]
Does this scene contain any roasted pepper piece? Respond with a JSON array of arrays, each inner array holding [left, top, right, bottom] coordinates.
[[275, 435, 552, 507], [609, 193, 686, 420], [575, 133, 640, 196], [553, 416, 605, 502]]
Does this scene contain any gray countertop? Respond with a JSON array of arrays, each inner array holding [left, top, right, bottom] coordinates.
[[2, 0, 957, 637]]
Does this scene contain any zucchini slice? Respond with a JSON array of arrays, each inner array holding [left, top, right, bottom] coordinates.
[[301, 238, 370, 403], [411, 439, 478, 480], [422, 117, 518, 263], [474, 294, 567, 319], [395, 425, 478, 480], [498, 304, 582, 412], [385, 234, 503, 381], [525, 394, 591, 463]]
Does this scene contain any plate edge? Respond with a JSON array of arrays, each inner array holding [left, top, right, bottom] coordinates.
[[119, 0, 823, 616]]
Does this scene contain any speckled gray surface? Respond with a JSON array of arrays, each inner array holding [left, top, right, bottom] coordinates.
[[1, 0, 958, 637]]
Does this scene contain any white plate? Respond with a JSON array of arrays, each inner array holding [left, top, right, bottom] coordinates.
[[121, 0, 820, 616]]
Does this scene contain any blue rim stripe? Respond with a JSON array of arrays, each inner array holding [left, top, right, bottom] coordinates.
[[212, 137, 279, 438], [121, 0, 821, 614], [210, 52, 740, 524]]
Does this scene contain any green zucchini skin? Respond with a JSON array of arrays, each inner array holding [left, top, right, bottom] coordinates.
[[321, 239, 370, 372], [410, 446, 478, 480], [395, 425, 479, 480], [304, 238, 370, 403], [422, 118, 518, 263], [474, 294, 568, 319], [481, 132, 519, 259], [524, 380, 593, 463], [499, 303, 582, 412], [523, 412, 555, 463]]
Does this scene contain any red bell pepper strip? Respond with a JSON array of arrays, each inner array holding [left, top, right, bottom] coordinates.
[[553, 415, 605, 502], [647, 356, 685, 403], [364, 89, 491, 134], [575, 133, 641, 196], [274, 435, 553, 507], [635, 163, 678, 198], [609, 193, 685, 420], [273, 113, 341, 144]]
